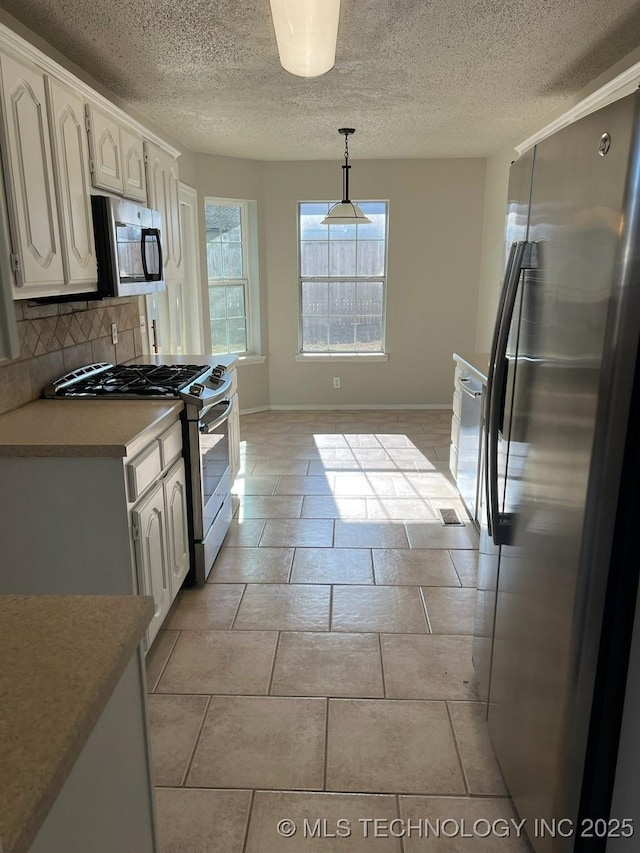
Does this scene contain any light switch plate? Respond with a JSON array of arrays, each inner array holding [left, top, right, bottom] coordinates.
[[111, 323, 118, 345]]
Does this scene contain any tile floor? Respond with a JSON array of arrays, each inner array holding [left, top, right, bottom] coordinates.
[[146, 409, 531, 852]]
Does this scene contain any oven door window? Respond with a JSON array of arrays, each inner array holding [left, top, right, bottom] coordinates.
[[200, 403, 231, 529]]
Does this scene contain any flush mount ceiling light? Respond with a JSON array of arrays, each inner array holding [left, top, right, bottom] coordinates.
[[321, 128, 372, 225], [269, 0, 341, 78]]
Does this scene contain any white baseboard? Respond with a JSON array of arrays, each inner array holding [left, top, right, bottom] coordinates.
[[238, 406, 271, 415], [266, 403, 452, 411]]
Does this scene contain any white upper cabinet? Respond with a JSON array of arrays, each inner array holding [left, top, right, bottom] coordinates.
[[0, 53, 65, 293], [85, 103, 149, 203], [85, 103, 123, 194], [120, 126, 146, 202], [144, 141, 182, 281], [45, 77, 97, 289]]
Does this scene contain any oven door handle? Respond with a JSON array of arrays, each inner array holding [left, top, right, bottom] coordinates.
[[199, 400, 233, 433]]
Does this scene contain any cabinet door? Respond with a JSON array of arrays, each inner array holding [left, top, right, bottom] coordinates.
[[45, 77, 97, 291], [132, 481, 170, 648], [229, 392, 241, 484], [86, 103, 124, 194], [120, 126, 147, 203], [144, 141, 182, 281], [0, 54, 65, 293], [164, 459, 190, 599]]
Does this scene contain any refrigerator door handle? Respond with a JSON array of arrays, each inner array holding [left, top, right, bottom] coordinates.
[[487, 240, 536, 546], [485, 242, 518, 540]]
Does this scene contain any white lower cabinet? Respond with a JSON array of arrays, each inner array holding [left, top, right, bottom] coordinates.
[[132, 479, 170, 648], [0, 417, 190, 652], [165, 459, 189, 597], [130, 454, 189, 649]]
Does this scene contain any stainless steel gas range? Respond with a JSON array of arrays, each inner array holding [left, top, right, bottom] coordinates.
[[44, 361, 235, 584]]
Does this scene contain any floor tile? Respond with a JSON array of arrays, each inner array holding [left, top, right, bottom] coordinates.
[[331, 586, 428, 633], [208, 547, 293, 583], [406, 521, 479, 549], [334, 521, 410, 549], [399, 796, 532, 851], [332, 474, 376, 496], [155, 788, 252, 853], [163, 584, 245, 630], [156, 630, 278, 694], [223, 518, 266, 546], [246, 790, 401, 852], [381, 634, 479, 700], [308, 458, 362, 474], [145, 629, 180, 692], [231, 475, 278, 496], [234, 584, 331, 631], [260, 518, 334, 547], [148, 694, 208, 785], [271, 632, 384, 697], [373, 549, 460, 586], [301, 495, 368, 519], [236, 495, 304, 518], [327, 699, 465, 794], [290, 548, 373, 584], [187, 696, 326, 789], [252, 459, 310, 475], [449, 549, 479, 587], [275, 475, 335, 495], [448, 702, 508, 796], [404, 472, 460, 499], [366, 498, 437, 521], [422, 588, 477, 634]]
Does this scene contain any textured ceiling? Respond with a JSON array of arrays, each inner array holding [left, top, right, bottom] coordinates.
[[2, 0, 640, 160]]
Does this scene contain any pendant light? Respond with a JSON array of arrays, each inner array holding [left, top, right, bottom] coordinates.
[[321, 128, 371, 225], [270, 0, 341, 78]]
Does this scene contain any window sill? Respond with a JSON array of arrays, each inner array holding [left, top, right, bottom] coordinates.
[[295, 353, 389, 363], [236, 354, 267, 365]]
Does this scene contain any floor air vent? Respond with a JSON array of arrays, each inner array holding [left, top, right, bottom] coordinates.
[[439, 508, 464, 526]]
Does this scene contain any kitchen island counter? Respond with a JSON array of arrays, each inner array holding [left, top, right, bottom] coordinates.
[[0, 399, 183, 458], [0, 595, 153, 853]]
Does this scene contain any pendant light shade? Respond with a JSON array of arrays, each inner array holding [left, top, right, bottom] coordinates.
[[321, 128, 371, 226], [270, 0, 341, 78]]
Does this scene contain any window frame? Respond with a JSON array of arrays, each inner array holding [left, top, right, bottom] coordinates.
[[297, 200, 389, 356], [204, 196, 259, 357]]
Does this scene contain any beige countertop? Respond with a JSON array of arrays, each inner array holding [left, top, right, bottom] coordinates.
[[0, 399, 183, 458], [0, 595, 153, 853], [453, 351, 490, 384]]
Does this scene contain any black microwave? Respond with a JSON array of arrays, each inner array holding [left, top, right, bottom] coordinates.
[[91, 195, 166, 298]]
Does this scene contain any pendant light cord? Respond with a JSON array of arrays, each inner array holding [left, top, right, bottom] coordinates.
[[342, 130, 351, 203]]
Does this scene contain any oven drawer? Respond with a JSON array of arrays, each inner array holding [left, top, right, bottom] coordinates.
[[160, 421, 182, 469], [127, 441, 163, 502]]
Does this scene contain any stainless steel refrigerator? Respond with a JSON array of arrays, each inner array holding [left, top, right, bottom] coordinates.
[[474, 89, 640, 852]]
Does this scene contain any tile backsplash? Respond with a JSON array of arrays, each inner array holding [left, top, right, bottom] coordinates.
[[0, 296, 148, 416]]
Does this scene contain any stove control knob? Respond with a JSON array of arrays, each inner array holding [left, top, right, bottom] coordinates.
[[190, 382, 205, 397]]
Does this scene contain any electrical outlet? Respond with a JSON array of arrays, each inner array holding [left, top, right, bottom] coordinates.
[[111, 323, 118, 345], [333, 377, 341, 389], [140, 314, 146, 329]]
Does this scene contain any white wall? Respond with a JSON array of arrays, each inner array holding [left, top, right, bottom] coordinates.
[[192, 154, 271, 410], [262, 158, 486, 407]]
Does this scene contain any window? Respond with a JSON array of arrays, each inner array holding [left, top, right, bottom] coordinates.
[[298, 201, 388, 353], [205, 199, 258, 355]]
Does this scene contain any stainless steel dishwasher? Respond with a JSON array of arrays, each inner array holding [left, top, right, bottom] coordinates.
[[456, 374, 484, 523]]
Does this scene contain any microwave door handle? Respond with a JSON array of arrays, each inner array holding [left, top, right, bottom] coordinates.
[[141, 228, 163, 281], [486, 240, 530, 546]]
